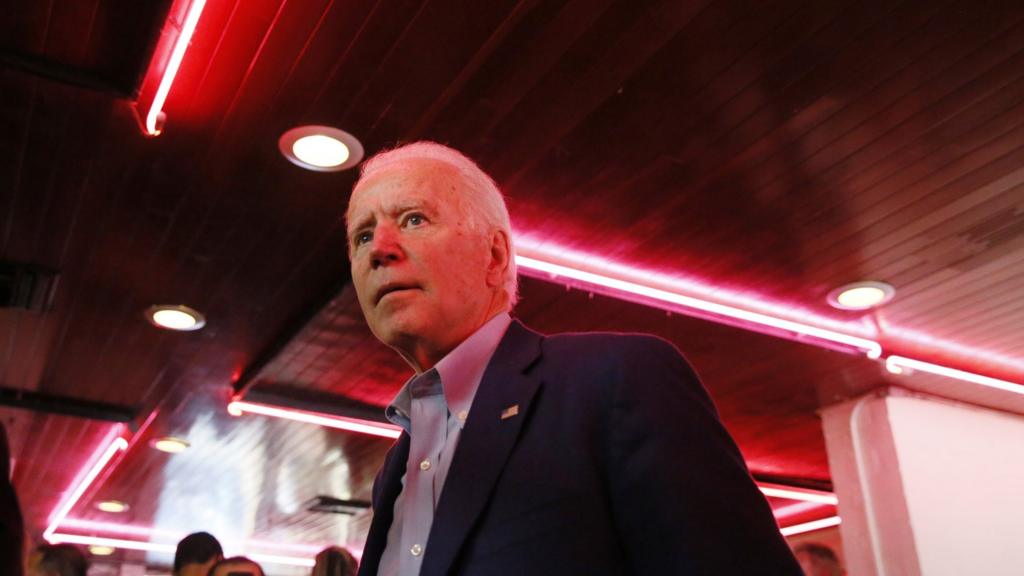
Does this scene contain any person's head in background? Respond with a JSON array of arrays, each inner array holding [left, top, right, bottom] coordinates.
[[172, 531, 223, 576], [208, 556, 265, 576], [793, 542, 842, 576], [312, 546, 358, 576], [27, 544, 87, 576]]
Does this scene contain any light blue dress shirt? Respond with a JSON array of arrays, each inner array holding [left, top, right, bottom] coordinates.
[[376, 312, 512, 576]]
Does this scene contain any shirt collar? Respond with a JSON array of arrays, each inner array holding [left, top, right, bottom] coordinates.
[[385, 312, 512, 432]]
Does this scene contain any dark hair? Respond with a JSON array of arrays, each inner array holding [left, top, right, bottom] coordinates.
[[207, 556, 264, 576], [173, 532, 223, 573], [312, 546, 358, 576], [34, 544, 88, 576]]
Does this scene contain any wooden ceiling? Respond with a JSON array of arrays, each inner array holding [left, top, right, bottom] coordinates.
[[1, 0, 1023, 572]]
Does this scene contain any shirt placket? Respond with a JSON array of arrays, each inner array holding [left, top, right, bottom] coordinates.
[[398, 373, 446, 574]]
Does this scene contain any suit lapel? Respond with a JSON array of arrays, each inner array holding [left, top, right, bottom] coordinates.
[[420, 320, 544, 576], [358, 433, 409, 576]]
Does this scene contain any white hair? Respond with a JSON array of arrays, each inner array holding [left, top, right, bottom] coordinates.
[[355, 141, 519, 307]]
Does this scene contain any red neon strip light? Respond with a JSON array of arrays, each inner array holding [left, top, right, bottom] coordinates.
[[228, 401, 402, 439], [43, 432, 128, 541], [886, 356, 1024, 395], [49, 534, 176, 554], [137, 0, 208, 135], [779, 515, 842, 536], [514, 255, 882, 359], [514, 248, 1023, 397], [757, 482, 839, 505], [59, 518, 328, 556], [47, 534, 316, 567]]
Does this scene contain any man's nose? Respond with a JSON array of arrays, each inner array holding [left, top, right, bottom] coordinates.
[[369, 225, 402, 269]]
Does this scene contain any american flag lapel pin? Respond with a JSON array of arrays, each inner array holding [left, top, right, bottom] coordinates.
[[500, 405, 519, 420]]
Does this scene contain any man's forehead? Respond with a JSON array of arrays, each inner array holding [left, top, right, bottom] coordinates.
[[346, 159, 461, 223]]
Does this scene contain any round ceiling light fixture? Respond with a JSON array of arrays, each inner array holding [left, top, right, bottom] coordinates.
[[152, 436, 191, 454], [279, 126, 364, 172], [88, 545, 116, 556], [146, 305, 206, 331], [96, 500, 130, 513], [827, 281, 895, 310]]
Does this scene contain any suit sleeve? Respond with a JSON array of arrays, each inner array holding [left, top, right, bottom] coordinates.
[[605, 337, 802, 575]]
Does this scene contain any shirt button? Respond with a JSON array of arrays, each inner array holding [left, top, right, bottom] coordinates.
[[457, 410, 468, 422], [410, 544, 423, 556], [419, 459, 431, 471]]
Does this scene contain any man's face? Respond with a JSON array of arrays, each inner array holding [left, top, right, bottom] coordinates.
[[346, 159, 505, 370]]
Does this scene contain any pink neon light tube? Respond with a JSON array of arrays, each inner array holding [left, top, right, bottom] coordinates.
[[47, 534, 316, 567], [757, 482, 839, 505], [886, 356, 1024, 395], [43, 433, 128, 541], [228, 401, 402, 439], [514, 255, 882, 359], [779, 515, 842, 536], [58, 518, 328, 556], [144, 0, 208, 135]]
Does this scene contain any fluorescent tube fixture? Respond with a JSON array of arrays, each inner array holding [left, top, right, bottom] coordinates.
[[134, 0, 209, 135], [514, 255, 882, 359], [228, 401, 402, 439], [44, 432, 128, 541], [885, 356, 1024, 395], [779, 515, 842, 536], [757, 483, 839, 505]]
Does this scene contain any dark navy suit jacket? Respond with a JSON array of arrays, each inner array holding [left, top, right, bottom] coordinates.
[[358, 320, 802, 575]]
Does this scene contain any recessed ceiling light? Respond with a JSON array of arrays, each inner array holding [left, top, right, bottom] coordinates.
[[146, 305, 206, 331], [152, 437, 190, 453], [88, 545, 116, 556], [96, 500, 129, 513], [279, 126, 364, 172], [827, 281, 895, 310]]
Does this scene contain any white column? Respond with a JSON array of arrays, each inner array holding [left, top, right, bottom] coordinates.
[[821, 388, 1024, 576]]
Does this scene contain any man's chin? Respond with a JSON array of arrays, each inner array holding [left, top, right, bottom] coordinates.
[[369, 319, 423, 352]]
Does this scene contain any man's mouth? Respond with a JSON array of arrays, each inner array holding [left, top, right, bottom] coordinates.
[[374, 283, 420, 304]]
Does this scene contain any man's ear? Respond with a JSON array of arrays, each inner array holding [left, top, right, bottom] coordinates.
[[486, 229, 511, 287]]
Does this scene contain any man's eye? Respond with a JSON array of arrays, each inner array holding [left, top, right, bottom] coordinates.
[[355, 231, 372, 245], [404, 214, 426, 227]]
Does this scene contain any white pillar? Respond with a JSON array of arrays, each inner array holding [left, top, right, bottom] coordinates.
[[821, 388, 1024, 576]]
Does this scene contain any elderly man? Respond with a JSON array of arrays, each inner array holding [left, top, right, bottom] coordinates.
[[347, 142, 801, 575]]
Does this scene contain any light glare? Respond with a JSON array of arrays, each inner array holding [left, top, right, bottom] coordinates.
[[837, 286, 886, 308], [89, 545, 116, 556], [152, 437, 190, 453], [279, 126, 363, 172], [147, 305, 206, 331], [96, 500, 129, 513], [827, 281, 895, 310], [292, 135, 350, 167], [152, 309, 197, 330]]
